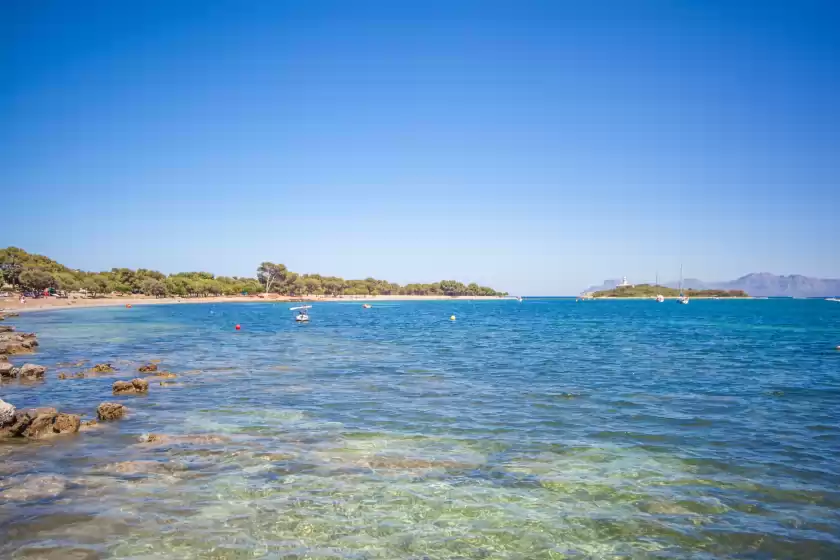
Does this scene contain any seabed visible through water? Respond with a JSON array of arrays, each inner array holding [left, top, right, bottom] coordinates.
[[1, 299, 839, 558]]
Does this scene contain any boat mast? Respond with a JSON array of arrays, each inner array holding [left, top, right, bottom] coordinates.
[[679, 265, 683, 296]]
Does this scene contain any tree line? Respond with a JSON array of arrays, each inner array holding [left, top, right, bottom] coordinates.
[[0, 247, 507, 298]]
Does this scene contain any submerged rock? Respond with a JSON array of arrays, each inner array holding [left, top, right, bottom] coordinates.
[[136, 432, 229, 446], [79, 419, 99, 431], [57, 359, 88, 367], [138, 363, 158, 373], [158, 381, 183, 387], [0, 325, 14, 333], [0, 474, 68, 501], [19, 363, 47, 380], [100, 460, 177, 475], [97, 402, 126, 421], [112, 378, 149, 395], [89, 363, 115, 373]]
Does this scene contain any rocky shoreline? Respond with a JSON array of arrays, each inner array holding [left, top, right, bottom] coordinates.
[[0, 311, 157, 442]]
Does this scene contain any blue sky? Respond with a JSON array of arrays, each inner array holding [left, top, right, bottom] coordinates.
[[2, 0, 838, 294]]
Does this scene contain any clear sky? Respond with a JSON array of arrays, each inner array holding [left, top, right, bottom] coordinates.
[[2, 1, 838, 294]]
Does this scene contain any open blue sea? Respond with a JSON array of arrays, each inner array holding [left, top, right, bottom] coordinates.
[[1, 299, 839, 559]]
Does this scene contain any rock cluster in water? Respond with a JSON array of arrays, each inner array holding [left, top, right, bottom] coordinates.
[[0, 331, 39, 355], [113, 378, 149, 394], [0, 313, 168, 447], [0, 400, 81, 440], [0, 362, 47, 380]]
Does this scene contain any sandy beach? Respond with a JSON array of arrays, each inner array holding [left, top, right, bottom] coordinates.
[[2, 293, 512, 314]]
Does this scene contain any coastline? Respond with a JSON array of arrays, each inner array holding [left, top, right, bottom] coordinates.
[[2, 294, 513, 314]]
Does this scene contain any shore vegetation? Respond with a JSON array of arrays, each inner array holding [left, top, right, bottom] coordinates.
[[0, 247, 507, 298]]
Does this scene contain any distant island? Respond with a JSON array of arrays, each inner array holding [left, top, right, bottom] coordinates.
[[587, 273, 840, 298], [590, 284, 748, 299], [0, 247, 507, 298]]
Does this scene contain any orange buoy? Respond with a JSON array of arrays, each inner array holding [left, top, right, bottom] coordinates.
[[235, 324, 241, 331]]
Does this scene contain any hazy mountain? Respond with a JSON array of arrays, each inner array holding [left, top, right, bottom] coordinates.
[[588, 273, 840, 298], [715, 273, 840, 298]]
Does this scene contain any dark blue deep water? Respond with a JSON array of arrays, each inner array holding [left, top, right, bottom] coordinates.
[[2, 299, 840, 558]]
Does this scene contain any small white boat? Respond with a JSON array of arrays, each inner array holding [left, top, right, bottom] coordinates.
[[290, 305, 311, 322], [678, 296, 689, 304], [517, 296, 523, 303], [655, 295, 665, 303], [362, 304, 371, 309]]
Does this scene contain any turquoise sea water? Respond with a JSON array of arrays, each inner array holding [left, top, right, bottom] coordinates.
[[1, 299, 839, 558]]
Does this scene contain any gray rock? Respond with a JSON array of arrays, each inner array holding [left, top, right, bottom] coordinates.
[[0, 399, 15, 426]]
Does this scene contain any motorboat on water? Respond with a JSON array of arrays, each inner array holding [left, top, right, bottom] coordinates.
[[362, 304, 372, 309], [290, 305, 311, 322], [655, 294, 665, 303]]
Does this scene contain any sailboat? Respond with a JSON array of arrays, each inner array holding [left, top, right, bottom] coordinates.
[[678, 265, 689, 304], [655, 272, 665, 302]]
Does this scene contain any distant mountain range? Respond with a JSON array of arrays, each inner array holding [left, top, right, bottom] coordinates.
[[585, 273, 840, 298]]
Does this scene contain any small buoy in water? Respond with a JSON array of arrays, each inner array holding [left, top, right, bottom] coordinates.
[[126, 304, 132, 309], [235, 324, 241, 331], [450, 315, 456, 321]]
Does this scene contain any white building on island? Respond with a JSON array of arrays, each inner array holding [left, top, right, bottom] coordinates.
[[617, 276, 633, 288]]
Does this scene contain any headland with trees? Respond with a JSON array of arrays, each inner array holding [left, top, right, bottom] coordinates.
[[590, 284, 748, 298]]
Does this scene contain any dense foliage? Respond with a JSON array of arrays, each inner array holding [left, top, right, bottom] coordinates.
[[0, 247, 506, 298], [591, 284, 748, 298]]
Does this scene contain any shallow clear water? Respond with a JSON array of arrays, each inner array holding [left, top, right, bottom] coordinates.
[[1, 299, 839, 558]]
